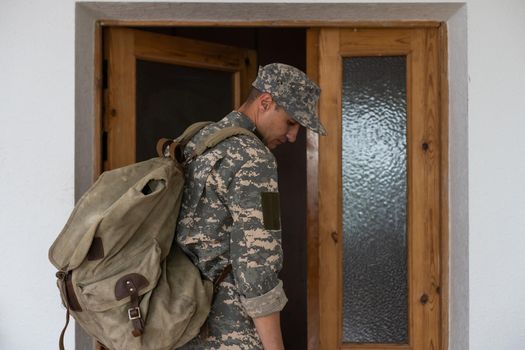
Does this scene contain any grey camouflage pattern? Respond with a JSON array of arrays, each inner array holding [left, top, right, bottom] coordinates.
[[252, 62, 327, 135], [176, 111, 287, 349]]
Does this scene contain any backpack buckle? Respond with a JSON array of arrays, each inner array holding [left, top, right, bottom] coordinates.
[[128, 307, 141, 320]]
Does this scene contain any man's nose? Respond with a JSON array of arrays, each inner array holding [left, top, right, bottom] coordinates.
[[286, 124, 300, 143]]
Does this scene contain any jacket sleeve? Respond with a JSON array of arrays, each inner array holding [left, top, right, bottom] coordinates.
[[220, 143, 288, 318]]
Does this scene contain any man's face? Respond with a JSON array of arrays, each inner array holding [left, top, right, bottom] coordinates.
[[257, 103, 301, 150]]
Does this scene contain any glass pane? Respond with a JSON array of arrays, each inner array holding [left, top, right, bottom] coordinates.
[[342, 56, 408, 344], [136, 60, 233, 161]]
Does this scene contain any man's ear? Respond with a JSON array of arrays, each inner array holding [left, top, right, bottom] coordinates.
[[258, 92, 273, 112]]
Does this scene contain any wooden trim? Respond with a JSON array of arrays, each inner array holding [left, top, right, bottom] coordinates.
[[133, 29, 248, 70], [306, 28, 320, 350], [405, 30, 415, 349], [106, 27, 137, 168], [342, 344, 411, 350], [438, 22, 450, 350], [93, 22, 104, 180], [242, 49, 258, 103], [232, 71, 241, 109], [102, 33, 110, 173], [98, 20, 442, 28], [318, 28, 342, 350], [339, 28, 412, 55], [407, 27, 442, 350]]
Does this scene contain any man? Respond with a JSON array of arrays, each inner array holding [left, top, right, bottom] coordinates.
[[176, 63, 326, 349]]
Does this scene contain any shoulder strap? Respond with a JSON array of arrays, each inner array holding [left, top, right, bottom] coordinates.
[[175, 121, 214, 145], [156, 121, 213, 159], [193, 127, 260, 157], [157, 123, 260, 163]]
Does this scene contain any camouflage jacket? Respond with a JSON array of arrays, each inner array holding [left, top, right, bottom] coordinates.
[[176, 111, 288, 349]]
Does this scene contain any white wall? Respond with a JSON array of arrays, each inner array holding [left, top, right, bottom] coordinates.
[[0, 0, 75, 349], [0, 1, 524, 349], [467, 0, 525, 349]]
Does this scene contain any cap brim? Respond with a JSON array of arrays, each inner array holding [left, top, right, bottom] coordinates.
[[290, 109, 327, 136]]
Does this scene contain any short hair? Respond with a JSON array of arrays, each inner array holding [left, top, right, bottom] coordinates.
[[245, 87, 263, 104], [244, 87, 282, 110]]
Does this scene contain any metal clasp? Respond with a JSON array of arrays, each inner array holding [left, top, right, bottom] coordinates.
[[128, 307, 141, 320], [56, 270, 67, 280]]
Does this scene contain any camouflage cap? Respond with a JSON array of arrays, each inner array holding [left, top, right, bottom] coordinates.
[[252, 63, 326, 135]]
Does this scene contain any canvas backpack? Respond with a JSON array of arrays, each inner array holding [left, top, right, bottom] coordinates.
[[49, 122, 258, 350]]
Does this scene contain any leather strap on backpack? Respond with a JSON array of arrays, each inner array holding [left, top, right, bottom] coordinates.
[[126, 278, 145, 337], [58, 308, 70, 350], [56, 270, 78, 350]]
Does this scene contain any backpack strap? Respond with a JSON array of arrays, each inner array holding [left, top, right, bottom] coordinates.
[[175, 121, 214, 145], [157, 123, 260, 164], [156, 121, 213, 159], [192, 127, 260, 158], [58, 308, 70, 350]]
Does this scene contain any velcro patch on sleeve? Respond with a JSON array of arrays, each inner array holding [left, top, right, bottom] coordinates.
[[261, 192, 281, 230]]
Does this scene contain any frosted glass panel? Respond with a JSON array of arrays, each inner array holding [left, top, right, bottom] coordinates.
[[342, 56, 408, 344]]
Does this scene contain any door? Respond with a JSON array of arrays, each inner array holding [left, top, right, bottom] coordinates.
[[98, 25, 444, 350], [103, 27, 257, 170], [308, 28, 443, 350], [96, 27, 257, 350]]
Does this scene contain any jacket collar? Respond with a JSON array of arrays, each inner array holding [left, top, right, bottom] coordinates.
[[218, 110, 256, 132]]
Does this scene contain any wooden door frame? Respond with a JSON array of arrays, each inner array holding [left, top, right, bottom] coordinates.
[[102, 27, 257, 170], [75, 3, 470, 350]]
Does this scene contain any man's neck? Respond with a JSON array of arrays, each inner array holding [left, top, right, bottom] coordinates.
[[236, 104, 266, 144], [237, 103, 257, 125]]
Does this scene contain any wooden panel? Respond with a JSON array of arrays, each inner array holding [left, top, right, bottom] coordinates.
[[306, 28, 320, 350], [407, 27, 441, 350], [232, 71, 241, 109], [339, 28, 412, 56], [106, 27, 136, 168], [316, 27, 443, 350], [318, 28, 342, 350], [241, 49, 258, 103], [134, 29, 247, 70], [343, 344, 410, 350], [438, 23, 450, 350], [94, 22, 103, 180]]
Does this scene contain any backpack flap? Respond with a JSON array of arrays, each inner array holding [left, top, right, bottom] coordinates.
[[76, 239, 162, 312], [49, 157, 176, 271]]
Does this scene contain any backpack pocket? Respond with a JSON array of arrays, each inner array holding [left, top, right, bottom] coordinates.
[[77, 239, 162, 312]]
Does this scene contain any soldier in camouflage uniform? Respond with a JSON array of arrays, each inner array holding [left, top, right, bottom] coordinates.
[[176, 63, 326, 349]]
